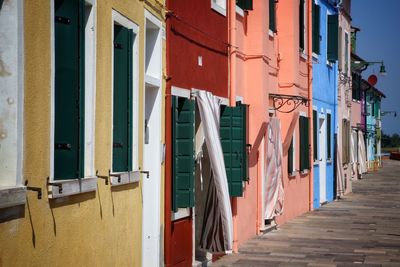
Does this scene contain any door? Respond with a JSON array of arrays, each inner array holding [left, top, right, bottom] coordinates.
[[319, 117, 327, 203]]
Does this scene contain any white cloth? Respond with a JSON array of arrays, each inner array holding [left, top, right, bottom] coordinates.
[[264, 118, 284, 220], [350, 130, 358, 179], [194, 90, 233, 253], [336, 141, 345, 197], [358, 131, 368, 174]]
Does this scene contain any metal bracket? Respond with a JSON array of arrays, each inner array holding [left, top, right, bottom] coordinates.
[[109, 173, 122, 183], [25, 180, 42, 200], [269, 93, 309, 113], [140, 171, 150, 179], [96, 170, 109, 185], [47, 177, 63, 194]]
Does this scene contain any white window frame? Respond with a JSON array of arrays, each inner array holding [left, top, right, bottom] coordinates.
[[0, 0, 26, 208], [110, 9, 140, 186], [211, 0, 227, 16], [49, 0, 98, 198]]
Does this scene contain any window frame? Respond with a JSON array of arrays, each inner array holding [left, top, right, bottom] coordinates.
[[299, 113, 310, 173], [269, 0, 277, 34], [211, 0, 227, 16], [326, 110, 332, 161], [288, 132, 297, 176]]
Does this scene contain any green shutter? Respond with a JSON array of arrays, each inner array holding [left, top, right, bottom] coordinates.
[[299, 0, 305, 50], [269, 0, 276, 33], [54, 0, 85, 180], [313, 110, 318, 161], [312, 3, 320, 54], [237, 0, 253, 10], [220, 103, 247, 197], [327, 14, 339, 62], [172, 96, 195, 212], [288, 138, 294, 174], [113, 25, 133, 172], [327, 113, 331, 160], [299, 116, 310, 171]]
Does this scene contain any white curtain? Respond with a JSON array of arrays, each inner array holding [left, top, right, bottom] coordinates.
[[350, 130, 358, 179], [358, 131, 368, 174], [194, 90, 233, 253], [264, 118, 284, 220], [336, 141, 345, 197]]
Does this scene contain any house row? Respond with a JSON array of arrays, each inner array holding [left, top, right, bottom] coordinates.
[[0, 0, 384, 266]]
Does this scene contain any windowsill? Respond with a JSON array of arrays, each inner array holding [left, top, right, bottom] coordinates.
[[236, 6, 244, 17], [48, 177, 97, 199], [110, 170, 140, 186], [0, 186, 27, 209], [300, 169, 309, 175], [352, 99, 361, 103], [313, 160, 319, 165], [288, 171, 297, 177], [326, 60, 334, 68], [327, 159, 333, 164], [211, 2, 226, 16], [171, 207, 190, 221], [299, 50, 307, 60], [268, 29, 275, 38]]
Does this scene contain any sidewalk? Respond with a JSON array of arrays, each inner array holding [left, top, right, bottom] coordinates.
[[213, 160, 400, 267]]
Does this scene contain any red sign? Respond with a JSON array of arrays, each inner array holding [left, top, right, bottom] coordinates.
[[368, 74, 378, 86]]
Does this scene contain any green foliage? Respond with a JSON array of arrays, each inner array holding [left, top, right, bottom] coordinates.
[[382, 132, 400, 149]]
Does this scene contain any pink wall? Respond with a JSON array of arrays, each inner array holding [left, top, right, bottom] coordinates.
[[351, 101, 362, 127]]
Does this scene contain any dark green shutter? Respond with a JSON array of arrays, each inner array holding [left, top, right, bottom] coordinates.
[[220, 103, 247, 197], [236, 0, 253, 10], [288, 138, 294, 174], [327, 14, 339, 62], [299, 116, 310, 171], [312, 3, 320, 54], [313, 110, 318, 161], [269, 0, 276, 33], [299, 0, 305, 50], [113, 25, 133, 172], [172, 96, 195, 212], [54, 0, 85, 180], [327, 113, 331, 160]]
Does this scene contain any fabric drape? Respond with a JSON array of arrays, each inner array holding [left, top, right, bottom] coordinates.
[[358, 131, 368, 174]]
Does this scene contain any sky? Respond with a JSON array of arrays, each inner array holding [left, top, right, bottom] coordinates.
[[351, 0, 400, 135]]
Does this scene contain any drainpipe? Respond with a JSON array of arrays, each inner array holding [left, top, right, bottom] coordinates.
[[307, 0, 314, 211], [228, 0, 238, 253]]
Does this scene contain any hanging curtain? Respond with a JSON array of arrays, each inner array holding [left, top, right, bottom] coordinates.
[[336, 141, 345, 197], [358, 131, 368, 175], [264, 118, 284, 220], [194, 90, 233, 253], [350, 130, 358, 179]]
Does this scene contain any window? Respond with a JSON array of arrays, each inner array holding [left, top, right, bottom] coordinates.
[[0, 0, 26, 208], [313, 110, 318, 162], [327, 14, 339, 62], [327, 112, 331, 160], [172, 96, 196, 212], [288, 133, 296, 175], [211, 0, 226, 16], [299, 0, 305, 51], [220, 103, 248, 197], [352, 72, 361, 101], [312, 2, 320, 54], [342, 119, 350, 164], [338, 26, 342, 69], [344, 31, 349, 74], [269, 0, 276, 33], [299, 115, 310, 172], [236, 0, 253, 11]]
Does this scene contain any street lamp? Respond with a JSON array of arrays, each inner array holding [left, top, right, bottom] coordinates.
[[353, 60, 387, 76], [381, 111, 397, 117]]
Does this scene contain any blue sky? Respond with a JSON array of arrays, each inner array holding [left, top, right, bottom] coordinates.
[[351, 0, 400, 135]]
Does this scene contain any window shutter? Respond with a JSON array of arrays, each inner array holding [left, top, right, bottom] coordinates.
[[113, 25, 133, 172], [327, 113, 331, 160], [220, 104, 247, 197], [312, 3, 320, 54], [54, 0, 85, 180], [300, 116, 310, 171], [299, 0, 305, 50], [338, 26, 342, 70], [172, 96, 195, 211], [269, 0, 276, 33], [288, 138, 294, 174], [327, 14, 339, 62], [236, 0, 253, 10], [313, 110, 318, 161]]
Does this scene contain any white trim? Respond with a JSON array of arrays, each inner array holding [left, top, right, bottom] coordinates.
[[236, 95, 244, 103], [326, 109, 332, 114], [48, 177, 97, 199], [268, 29, 275, 38], [236, 5, 244, 17], [110, 171, 140, 186], [111, 9, 140, 172], [300, 51, 307, 60], [211, 0, 227, 16], [299, 111, 307, 117], [171, 86, 191, 99], [171, 208, 190, 221]]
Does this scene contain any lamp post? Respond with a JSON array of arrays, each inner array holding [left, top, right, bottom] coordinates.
[[352, 60, 387, 76]]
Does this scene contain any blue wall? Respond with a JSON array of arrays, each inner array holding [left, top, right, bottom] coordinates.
[[312, 0, 338, 209]]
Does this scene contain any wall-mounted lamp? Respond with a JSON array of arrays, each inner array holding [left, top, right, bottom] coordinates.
[[381, 111, 397, 117], [353, 60, 387, 76]]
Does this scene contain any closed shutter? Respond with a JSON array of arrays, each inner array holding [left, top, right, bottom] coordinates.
[[313, 110, 318, 161], [327, 15, 339, 62], [312, 3, 320, 54], [269, 0, 276, 33], [237, 0, 253, 10], [338, 26, 342, 70], [220, 103, 247, 197], [299, 116, 310, 171], [172, 96, 195, 211], [299, 0, 305, 50], [327, 113, 332, 160], [54, 0, 85, 180], [113, 25, 133, 172], [288, 138, 294, 174]]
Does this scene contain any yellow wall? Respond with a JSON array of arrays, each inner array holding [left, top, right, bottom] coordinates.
[[0, 0, 165, 266]]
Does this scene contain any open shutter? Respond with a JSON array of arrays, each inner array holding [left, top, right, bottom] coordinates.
[[269, 0, 276, 33], [312, 3, 320, 54], [327, 14, 339, 62], [288, 138, 294, 174], [299, 0, 305, 50], [54, 0, 85, 180], [300, 116, 310, 171], [172, 96, 195, 212], [313, 110, 318, 161], [113, 25, 133, 172], [327, 113, 331, 160], [237, 0, 253, 10]]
